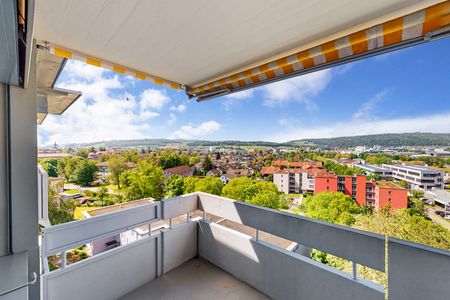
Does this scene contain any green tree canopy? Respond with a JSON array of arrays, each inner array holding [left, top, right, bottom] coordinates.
[[183, 176, 222, 195], [222, 177, 283, 209], [75, 148, 90, 158], [221, 177, 253, 201], [303, 192, 363, 225], [108, 156, 127, 188], [166, 174, 185, 197], [40, 158, 58, 177], [120, 161, 165, 200], [202, 156, 213, 172], [71, 159, 98, 186]]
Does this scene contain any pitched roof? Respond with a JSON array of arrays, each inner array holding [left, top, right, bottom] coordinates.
[[165, 165, 193, 176]]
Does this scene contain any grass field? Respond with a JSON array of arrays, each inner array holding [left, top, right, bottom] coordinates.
[[74, 207, 98, 220]]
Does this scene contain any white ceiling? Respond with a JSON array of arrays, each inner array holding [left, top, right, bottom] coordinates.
[[34, 0, 443, 87]]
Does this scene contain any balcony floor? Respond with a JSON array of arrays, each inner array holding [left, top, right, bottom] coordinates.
[[120, 258, 269, 300]]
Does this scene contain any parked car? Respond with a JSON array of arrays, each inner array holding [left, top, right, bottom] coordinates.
[[445, 215, 450, 220], [419, 197, 433, 205], [435, 211, 445, 217]]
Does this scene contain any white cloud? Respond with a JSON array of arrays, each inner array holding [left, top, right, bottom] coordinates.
[[226, 89, 255, 99], [352, 90, 389, 120], [269, 112, 450, 142], [261, 69, 331, 109], [170, 104, 186, 113], [140, 89, 170, 111], [38, 60, 168, 145], [168, 113, 177, 125], [170, 121, 221, 139]]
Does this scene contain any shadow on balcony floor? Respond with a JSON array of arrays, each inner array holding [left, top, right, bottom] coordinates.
[[120, 258, 269, 300]]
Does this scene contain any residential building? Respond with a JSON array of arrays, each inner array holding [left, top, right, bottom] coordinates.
[[373, 181, 408, 209], [164, 165, 193, 178], [206, 168, 222, 177], [273, 168, 333, 194], [315, 175, 407, 209], [381, 164, 445, 190]]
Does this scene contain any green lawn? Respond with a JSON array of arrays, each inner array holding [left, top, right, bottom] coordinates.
[[106, 184, 119, 192], [74, 207, 98, 220], [65, 189, 81, 194]]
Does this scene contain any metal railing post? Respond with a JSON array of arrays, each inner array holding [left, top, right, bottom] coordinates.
[[352, 261, 357, 280], [61, 251, 67, 269]]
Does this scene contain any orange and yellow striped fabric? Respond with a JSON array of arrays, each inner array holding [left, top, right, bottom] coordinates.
[[188, 1, 450, 98]]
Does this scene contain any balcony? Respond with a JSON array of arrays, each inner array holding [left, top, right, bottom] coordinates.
[[39, 192, 450, 300]]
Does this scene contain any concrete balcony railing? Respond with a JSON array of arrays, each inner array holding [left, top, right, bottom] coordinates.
[[40, 192, 450, 300]]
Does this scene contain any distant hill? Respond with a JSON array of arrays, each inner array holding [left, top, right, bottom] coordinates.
[[292, 133, 450, 148], [56, 133, 450, 149], [62, 138, 286, 149]]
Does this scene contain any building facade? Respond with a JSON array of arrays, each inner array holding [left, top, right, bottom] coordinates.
[[315, 175, 407, 209], [381, 164, 445, 190]]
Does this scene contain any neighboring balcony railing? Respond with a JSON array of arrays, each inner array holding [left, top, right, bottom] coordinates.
[[40, 192, 450, 300]]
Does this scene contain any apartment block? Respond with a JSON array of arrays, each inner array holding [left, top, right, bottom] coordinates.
[[264, 160, 331, 194], [381, 164, 445, 190], [315, 175, 407, 209]]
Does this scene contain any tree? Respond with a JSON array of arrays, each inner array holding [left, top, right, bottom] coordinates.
[[75, 148, 90, 158], [166, 174, 185, 197], [72, 159, 97, 186], [64, 157, 83, 181], [222, 177, 283, 209], [327, 209, 450, 287], [157, 150, 183, 169], [97, 185, 108, 206], [193, 177, 222, 195], [108, 156, 127, 188], [120, 161, 165, 200], [183, 177, 222, 195], [303, 192, 363, 226], [184, 177, 200, 194], [202, 156, 213, 172], [40, 158, 58, 177], [222, 177, 253, 201]]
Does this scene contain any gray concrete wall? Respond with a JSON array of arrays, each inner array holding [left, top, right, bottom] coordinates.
[[388, 237, 450, 300], [42, 235, 159, 300], [161, 221, 197, 273], [198, 192, 385, 271], [198, 220, 384, 300], [161, 193, 198, 220]]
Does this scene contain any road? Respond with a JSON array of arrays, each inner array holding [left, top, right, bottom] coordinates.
[[426, 205, 450, 231]]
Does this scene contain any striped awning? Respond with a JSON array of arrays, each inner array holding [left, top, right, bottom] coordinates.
[[36, 1, 450, 101], [188, 1, 450, 100], [37, 43, 182, 90]]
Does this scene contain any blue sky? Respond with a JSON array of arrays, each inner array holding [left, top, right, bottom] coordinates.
[[38, 38, 450, 146]]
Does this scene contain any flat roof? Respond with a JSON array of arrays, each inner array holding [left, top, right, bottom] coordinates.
[[375, 181, 405, 189], [84, 199, 154, 217], [425, 189, 450, 205], [388, 164, 443, 172]]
